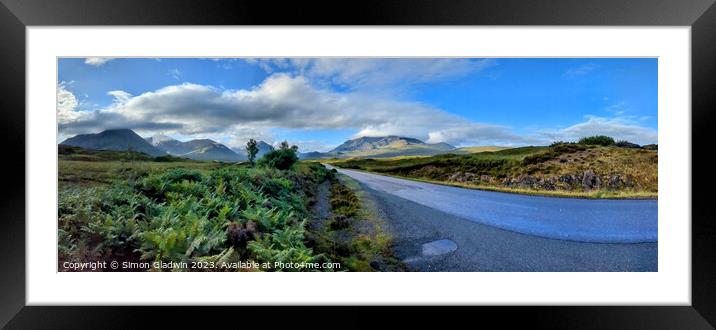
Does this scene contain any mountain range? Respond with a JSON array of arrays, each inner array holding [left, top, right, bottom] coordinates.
[[61, 129, 276, 162], [300, 135, 455, 159], [61, 129, 462, 162]]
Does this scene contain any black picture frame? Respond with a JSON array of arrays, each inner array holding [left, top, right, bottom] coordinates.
[[1, 0, 715, 328]]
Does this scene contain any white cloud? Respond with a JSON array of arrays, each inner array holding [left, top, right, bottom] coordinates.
[[58, 72, 657, 149], [58, 73, 525, 147], [246, 58, 496, 92], [84, 57, 114, 66], [57, 82, 84, 123], [107, 90, 132, 104], [541, 115, 657, 145], [291, 140, 335, 153], [425, 124, 539, 147], [222, 127, 275, 150]]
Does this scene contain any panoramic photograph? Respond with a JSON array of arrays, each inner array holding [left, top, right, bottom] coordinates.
[[57, 57, 657, 272]]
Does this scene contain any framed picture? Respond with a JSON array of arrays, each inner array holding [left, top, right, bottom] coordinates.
[[2, 0, 715, 328]]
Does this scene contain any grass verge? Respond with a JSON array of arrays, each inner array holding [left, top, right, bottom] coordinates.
[[305, 171, 403, 271]]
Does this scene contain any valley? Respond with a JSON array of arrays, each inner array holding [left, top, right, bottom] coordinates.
[[57, 128, 658, 272]]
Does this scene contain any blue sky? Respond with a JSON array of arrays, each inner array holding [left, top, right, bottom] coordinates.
[[57, 57, 657, 151]]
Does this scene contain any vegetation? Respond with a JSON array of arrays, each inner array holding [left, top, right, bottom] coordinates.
[[305, 173, 403, 271], [59, 144, 189, 163], [328, 141, 657, 199], [59, 162, 334, 271], [246, 139, 259, 166], [452, 146, 508, 154], [578, 135, 615, 146], [257, 141, 299, 170], [58, 144, 402, 271]]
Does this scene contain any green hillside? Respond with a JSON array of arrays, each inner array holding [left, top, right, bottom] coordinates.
[[329, 143, 658, 199]]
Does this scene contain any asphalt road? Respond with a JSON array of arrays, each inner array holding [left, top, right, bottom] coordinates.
[[326, 165, 657, 272], [326, 166, 657, 243]]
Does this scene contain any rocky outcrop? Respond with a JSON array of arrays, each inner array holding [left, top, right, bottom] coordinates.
[[502, 175, 557, 190], [448, 171, 476, 183], [448, 172, 495, 184], [582, 170, 601, 191], [452, 169, 637, 193]]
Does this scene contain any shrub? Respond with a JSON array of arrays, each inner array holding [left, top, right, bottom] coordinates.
[[153, 155, 184, 162], [549, 141, 571, 147], [258, 148, 299, 170], [578, 135, 615, 146]]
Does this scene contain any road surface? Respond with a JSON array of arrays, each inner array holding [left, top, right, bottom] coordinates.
[[326, 166, 657, 243], [326, 165, 658, 271]]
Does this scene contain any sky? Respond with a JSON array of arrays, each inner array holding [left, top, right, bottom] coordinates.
[[57, 57, 658, 152]]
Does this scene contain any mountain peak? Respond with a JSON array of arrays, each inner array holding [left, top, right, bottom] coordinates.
[[146, 133, 177, 146], [62, 128, 166, 156], [331, 135, 427, 153]]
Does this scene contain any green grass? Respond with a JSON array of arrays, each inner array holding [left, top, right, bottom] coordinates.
[[328, 145, 657, 199], [451, 146, 509, 154], [59, 160, 230, 189]]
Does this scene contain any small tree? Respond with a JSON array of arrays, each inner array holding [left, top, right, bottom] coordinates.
[[278, 140, 299, 152], [246, 139, 259, 166]]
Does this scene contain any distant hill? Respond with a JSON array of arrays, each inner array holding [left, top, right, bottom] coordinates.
[[182, 141, 243, 162], [330, 136, 428, 153], [451, 146, 509, 154], [146, 134, 194, 155], [302, 136, 456, 159], [232, 141, 275, 160], [62, 129, 166, 156], [146, 135, 244, 162], [298, 151, 325, 160]]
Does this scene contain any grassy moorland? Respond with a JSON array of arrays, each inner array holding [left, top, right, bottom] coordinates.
[[58, 146, 396, 271], [328, 141, 658, 199]]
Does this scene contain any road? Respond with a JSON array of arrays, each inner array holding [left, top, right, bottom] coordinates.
[[326, 165, 657, 271]]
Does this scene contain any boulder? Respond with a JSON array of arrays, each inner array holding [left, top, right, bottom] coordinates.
[[582, 170, 601, 191]]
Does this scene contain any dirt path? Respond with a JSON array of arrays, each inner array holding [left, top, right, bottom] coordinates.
[[308, 180, 332, 232]]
